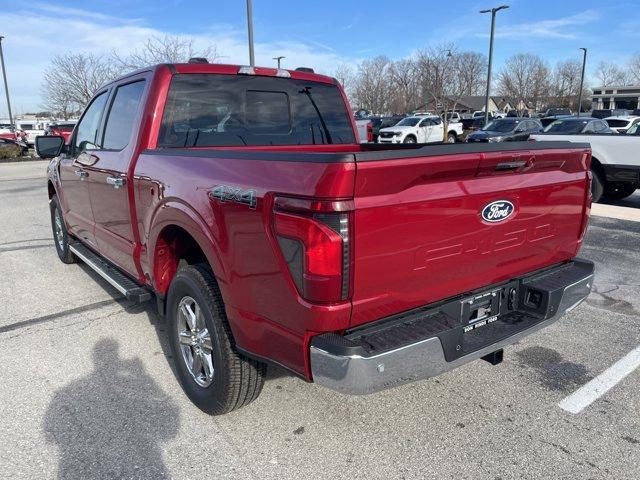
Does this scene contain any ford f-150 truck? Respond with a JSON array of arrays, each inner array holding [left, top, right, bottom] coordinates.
[[37, 61, 594, 415], [530, 130, 640, 202]]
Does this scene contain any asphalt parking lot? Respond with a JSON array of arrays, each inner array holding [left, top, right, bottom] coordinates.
[[0, 160, 638, 480]]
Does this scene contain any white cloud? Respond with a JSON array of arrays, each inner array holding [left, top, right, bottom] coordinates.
[[0, 4, 358, 115], [489, 10, 600, 40]]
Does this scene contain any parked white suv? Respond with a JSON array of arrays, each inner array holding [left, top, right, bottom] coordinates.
[[378, 115, 463, 144], [16, 120, 49, 146], [604, 115, 640, 134]]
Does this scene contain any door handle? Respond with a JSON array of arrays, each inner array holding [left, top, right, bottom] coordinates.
[[106, 176, 125, 189], [74, 169, 88, 180]]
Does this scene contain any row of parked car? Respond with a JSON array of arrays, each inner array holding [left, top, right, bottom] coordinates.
[[0, 120, 76, 157], [357, 111, 639, 145], [355, 109, 640, 204]]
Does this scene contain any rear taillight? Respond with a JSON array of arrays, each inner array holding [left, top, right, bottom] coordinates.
[[274, 197, 352, 303], [366, 122, 373, 142]]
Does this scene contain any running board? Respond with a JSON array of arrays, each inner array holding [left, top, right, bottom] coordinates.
[[69, 243, 152, 303]]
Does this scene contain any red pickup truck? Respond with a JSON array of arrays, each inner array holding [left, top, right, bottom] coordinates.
[[37, 61, 594, 415]]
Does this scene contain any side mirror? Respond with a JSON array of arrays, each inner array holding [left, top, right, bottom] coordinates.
[[35, 135, 65, 159]]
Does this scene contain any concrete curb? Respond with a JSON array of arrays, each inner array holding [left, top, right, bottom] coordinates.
[[591, 203, 640, 223]]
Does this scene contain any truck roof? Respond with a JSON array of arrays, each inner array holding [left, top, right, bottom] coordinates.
[[106, 62, 338, 89]]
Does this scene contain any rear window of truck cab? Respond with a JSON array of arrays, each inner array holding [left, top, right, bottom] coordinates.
[[158, 74, 356, 147]]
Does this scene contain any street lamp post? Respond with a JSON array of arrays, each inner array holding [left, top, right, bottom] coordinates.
[[0, 36, 13, 126], [442, 49, 453, 142], [480, 5, 509, 127], [273, 56, 285, 68], [246, 0, 255, 66], [577, 48, 587, 117]]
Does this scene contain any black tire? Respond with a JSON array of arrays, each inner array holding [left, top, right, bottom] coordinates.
[[591, 168, 604, 203], [167, 264, 266, 415], [447, 133, 456, 143], [603, 182, 636, 201], [50, 195, 77, 264], [403, 135, 416, 143]]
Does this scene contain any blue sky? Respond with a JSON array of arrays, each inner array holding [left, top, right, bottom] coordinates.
[[1, 0, 639, 114]]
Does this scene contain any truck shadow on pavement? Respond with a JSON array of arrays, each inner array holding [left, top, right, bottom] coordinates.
[[43, 338, 180, 479]]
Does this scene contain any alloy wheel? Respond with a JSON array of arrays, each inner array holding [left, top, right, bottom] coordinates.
[[176, 296, 214, 387], [54, 208, 65, 251]]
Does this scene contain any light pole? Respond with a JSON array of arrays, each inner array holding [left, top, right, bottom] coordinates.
[[0, 36, 13, 126], [442, 49, 453, 142], [480, 5, 509, 127], [577, 48, 587, 117], [246, 0, 255, 66], [273, 56, 285, 68]]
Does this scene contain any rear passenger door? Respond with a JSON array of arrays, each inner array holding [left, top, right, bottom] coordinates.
[[85, 77, 147, 276], [428, 117, 444, 143], [416, 118, 431, 143], [512, 121, 530, 141]]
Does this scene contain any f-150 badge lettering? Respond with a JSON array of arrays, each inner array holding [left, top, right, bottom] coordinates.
[[209, 185, 257, 209], [481, 200, 514, 223]]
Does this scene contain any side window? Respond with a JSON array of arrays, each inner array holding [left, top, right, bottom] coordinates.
[[103, 81, 146, 150], [419, 119, 430, 127], [597, 121, 609, 132], [75, 92, 108, 153], [433, 117, 442, 125], [583, 122, 596, 133]]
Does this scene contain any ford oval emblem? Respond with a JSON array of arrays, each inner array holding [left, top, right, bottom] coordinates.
[[481, 200, 514, 223]]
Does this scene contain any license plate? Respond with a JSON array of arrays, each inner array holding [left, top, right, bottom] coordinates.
[[460, 288, 502, 333]]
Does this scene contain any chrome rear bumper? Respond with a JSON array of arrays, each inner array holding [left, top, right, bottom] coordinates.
[[310, 259, 594, 395]]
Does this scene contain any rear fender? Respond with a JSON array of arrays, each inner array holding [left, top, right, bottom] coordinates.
[[147, 200, 227, 295]]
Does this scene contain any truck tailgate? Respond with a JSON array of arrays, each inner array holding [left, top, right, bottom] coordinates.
[[350, 145, 591, 327]]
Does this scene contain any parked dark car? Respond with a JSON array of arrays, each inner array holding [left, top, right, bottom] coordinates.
[[465, 118, 543, 142], [591, 108, 630, 119], [461, 115, 493, 131], [544, 107, 572, 117], [543, 117, 612, 134], [370, 115, 405, 142], [540, 115, 573, 128], [0, 137, 28, 156], [0, 137, 28, 157]]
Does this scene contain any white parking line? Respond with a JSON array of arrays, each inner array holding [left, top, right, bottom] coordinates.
[[559, 345, 640, 414]]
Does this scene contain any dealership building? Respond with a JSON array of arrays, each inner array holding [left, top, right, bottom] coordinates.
[[592, 85, 640, 110]]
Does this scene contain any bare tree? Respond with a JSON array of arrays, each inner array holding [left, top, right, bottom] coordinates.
[[41, 79, 76, 120], [496, 53, 550, 113], [113, 35, 220, 70], [387, 59, 420, 114], [594, 61, 630, 87], [547, 59, 589, 111], [414, 44, 487, 139], [332, 63, 355, 103], [454, 52, 487, 96], [352, 56, 394, 114], [629, 54, 640, 84], [41, 53, 119, 116], [414, 43, 457, 114]]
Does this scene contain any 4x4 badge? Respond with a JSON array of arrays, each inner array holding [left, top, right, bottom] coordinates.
[[209, 185, 257, 209]]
